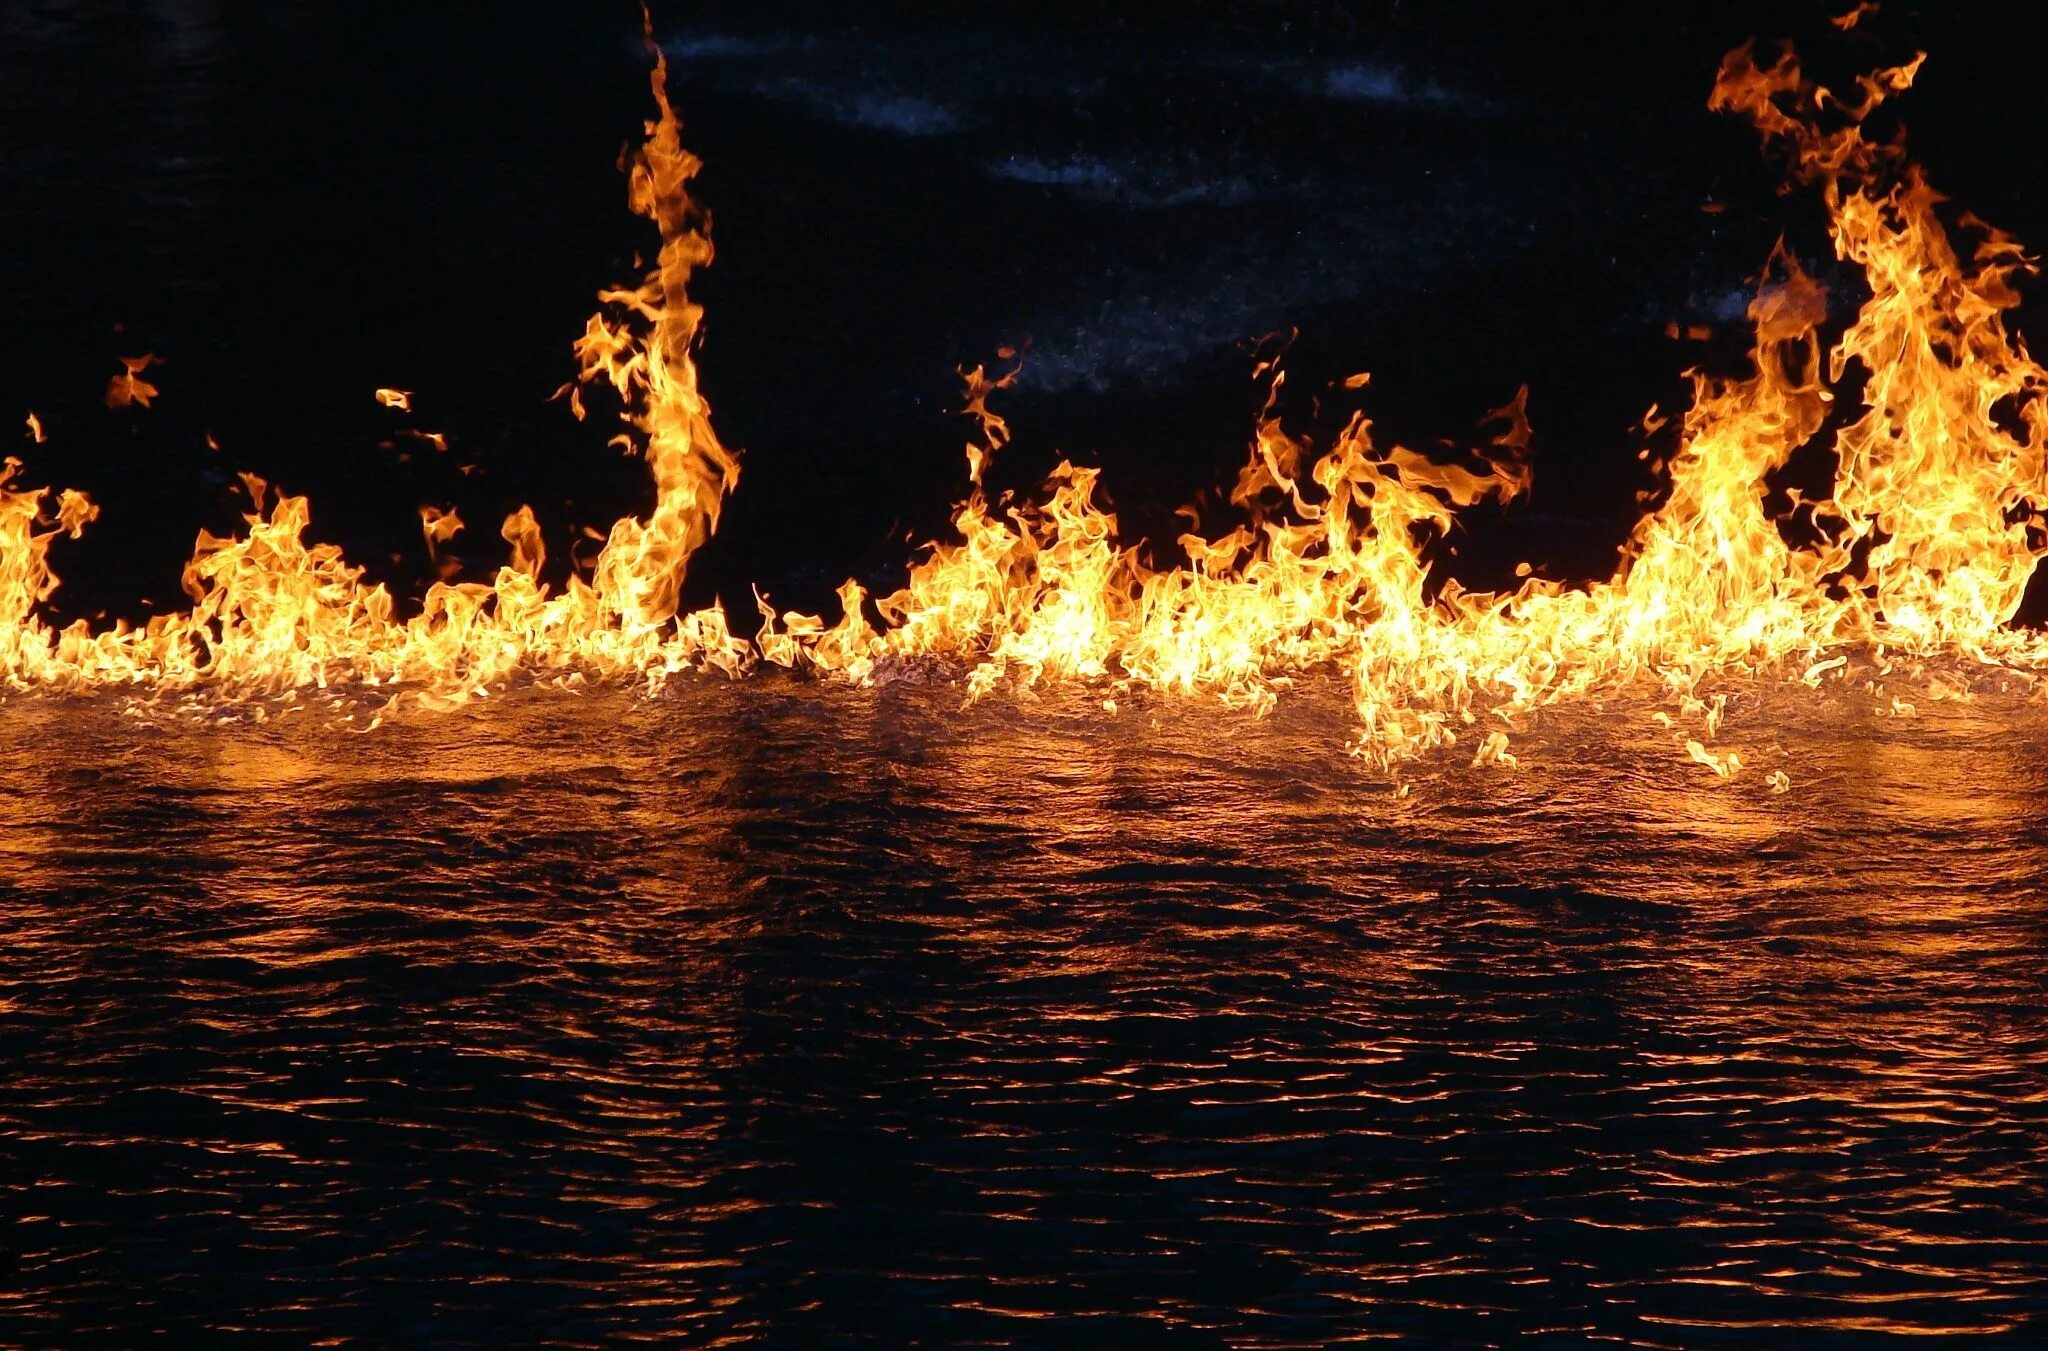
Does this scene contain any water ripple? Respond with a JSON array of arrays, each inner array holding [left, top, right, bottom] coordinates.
[[2, 682, 2045, 1346]]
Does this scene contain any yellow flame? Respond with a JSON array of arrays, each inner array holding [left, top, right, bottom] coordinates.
[[419, 505, 464, 563], [0, 12, 747, 709], [2, 37, 2044, 785], [571, 5, 740, 639], [0, 457, 98, 678], [777, 42, 2048, 775]]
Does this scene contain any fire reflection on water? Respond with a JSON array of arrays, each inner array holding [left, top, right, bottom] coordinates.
[[3, 683, 2043, 1342]]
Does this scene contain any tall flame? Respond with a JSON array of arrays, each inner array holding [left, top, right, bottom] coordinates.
[[0, 12, 747, 710], [573, 7, 739, 638], [0, 459, 98, 678], [4, 35, 2045, 782]]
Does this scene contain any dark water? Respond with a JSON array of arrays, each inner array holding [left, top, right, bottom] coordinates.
[[4, 682, 2046, 1346]]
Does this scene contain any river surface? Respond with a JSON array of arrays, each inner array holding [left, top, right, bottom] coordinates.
[[4, 680, 2045, 1346]]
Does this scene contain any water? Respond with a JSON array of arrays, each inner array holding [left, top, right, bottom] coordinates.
[[4, 681, 2045, 1346]]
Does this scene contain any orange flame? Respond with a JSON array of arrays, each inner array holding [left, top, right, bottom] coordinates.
[[105, 354, 160, 410], [0, 11, 746, 707], [419, 505, 464, 563], [571, 5, 740, 638], [2, 35, 2043, 786], [775, 40, 2048, 776]]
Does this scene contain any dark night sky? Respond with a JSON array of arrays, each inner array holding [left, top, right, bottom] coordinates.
[[2, 1, 2044, 626]]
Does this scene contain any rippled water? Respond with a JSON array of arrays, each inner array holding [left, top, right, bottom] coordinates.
[[4, 680, 2045, 1346]]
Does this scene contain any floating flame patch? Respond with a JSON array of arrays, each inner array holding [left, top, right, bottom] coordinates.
[[105, 354, 160, 410]]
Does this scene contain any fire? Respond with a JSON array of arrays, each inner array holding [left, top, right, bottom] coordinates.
[[105, 354, 160, 410], [419, 505, 464, 564], [0, 459, 98, 662], [773, 40, 2048, 773], [567, 8, 740, 643], [2, 32, 2044, 781], [0, 10, 747, 709]]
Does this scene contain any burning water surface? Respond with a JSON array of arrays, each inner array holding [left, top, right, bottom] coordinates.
[[3, 32, 2048, 787]]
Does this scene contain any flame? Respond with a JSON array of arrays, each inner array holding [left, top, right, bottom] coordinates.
[[419, 504, 464, 563], [0, 458, 98, 679], [24, 413, 45, 444], [105, 354, 160, 410], [3, 34, 2045, 784], [0, 10, 746, 707], [776, 40, 2048, 775], [570, 6, 740, 639]]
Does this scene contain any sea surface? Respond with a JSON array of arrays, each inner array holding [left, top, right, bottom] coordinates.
[[4, 680, 2045, 1346]]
